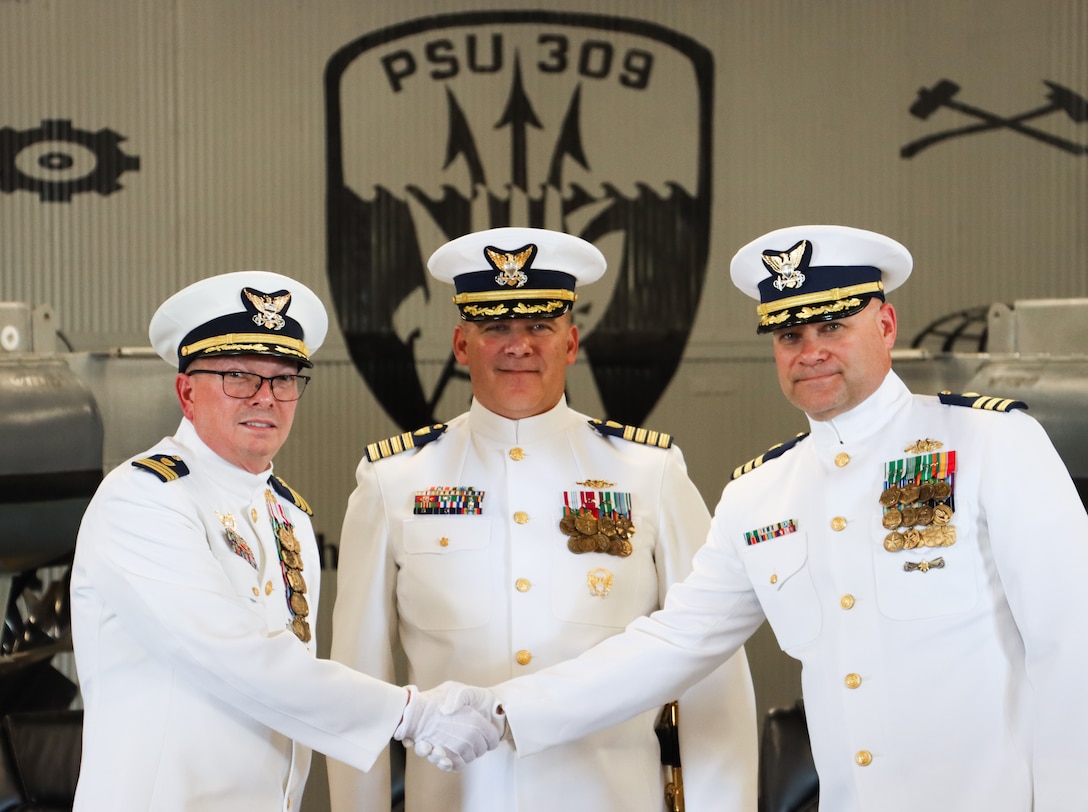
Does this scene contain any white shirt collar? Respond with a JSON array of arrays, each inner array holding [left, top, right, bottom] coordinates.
[[466, 396, 570, 446], [806, 371, 913, 449]]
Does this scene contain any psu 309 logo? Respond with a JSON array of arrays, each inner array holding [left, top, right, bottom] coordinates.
[[325, 11, 714, 430]]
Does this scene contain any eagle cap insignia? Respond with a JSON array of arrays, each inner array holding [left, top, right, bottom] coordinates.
[[761, 239, 810, 292], [485, 244, 536, 289], [243, 288, 291, 331]]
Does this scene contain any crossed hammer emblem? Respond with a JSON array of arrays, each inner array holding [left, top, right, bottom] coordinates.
[[901, 79, 1088, 157]]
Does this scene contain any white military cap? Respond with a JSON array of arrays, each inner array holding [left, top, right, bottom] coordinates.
[[149, 270, 329, 371], [428, 227, 606, 321], [730, 225, 912, 333]]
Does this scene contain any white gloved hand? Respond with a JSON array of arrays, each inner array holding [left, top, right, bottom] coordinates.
[[394, 682, 504, 771]]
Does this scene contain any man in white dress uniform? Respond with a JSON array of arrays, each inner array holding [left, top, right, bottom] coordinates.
[[70, 271, 498, 812], [437, 224, 1088, 812], [328, 227, 758, 812]]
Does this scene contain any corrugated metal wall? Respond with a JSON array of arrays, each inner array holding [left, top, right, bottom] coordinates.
[[2, 2, 1085, 808]]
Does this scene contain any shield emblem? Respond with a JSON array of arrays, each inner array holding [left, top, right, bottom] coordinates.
[[325, 11, 713, 429]]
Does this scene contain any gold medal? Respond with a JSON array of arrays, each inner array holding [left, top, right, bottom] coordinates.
[[575, 514, 598, 535], [933, 504, 954, 525], [879, 487, 900, 507], [884, 532, 905, 552], [882, 509, 903, 530], [619, 540, 633, 556], [562, 503, 635, 558], [289, 592, 309, 616], [281, 549, 303, 570], [286, 568, 306, 593], [902, 529, 922, 550], [899, 506, 919, 527], [916, 505, 934, 526], [941, 526, 957, 547], [917, 482, 934, 502], [899, 483, 921, 504], [277, 526, 300, 553], [931, 480, 952, 500], [291, 616, 312, 643]]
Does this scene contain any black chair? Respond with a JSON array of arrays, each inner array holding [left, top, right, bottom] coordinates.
[[758, 699, 818, 812], [0, 709, 82, 812]]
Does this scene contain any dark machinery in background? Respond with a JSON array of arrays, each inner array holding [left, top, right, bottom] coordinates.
[[0, 304, 97, 718], [0, 302, 178, 717], [0, 303, 177, 811], [897, 297, 1088, 508]]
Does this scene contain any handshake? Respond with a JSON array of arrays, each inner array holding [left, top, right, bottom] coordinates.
[[394, 682, 506, 771]]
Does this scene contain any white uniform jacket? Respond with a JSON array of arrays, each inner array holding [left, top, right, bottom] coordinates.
[[70, 419, 407, 812], [329, 398, 757, 812], [495, 373, 1088, 812]]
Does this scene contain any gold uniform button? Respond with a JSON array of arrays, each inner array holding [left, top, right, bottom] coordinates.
[[252, 587, 259, 597], [835, 452, 851, 467], [840, 594, 856, 610], [769, 574, 778, 585], [514, 511, 529, 524], [510, 447, 525, 461], [515, 578, 531, 593], [264, 581, 274, 596], [831, 516, 847, 531], [855, 750, 873, 767], [844, 673, 862, 689], [515, 650, 532, 666], [439, 537, 450, 547], [251, 508, 259, 522]]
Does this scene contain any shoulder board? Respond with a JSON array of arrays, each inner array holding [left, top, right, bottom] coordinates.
[[131, 454, 189, 482], [365, 423, 448, 462], [731, 433, 810, 481], [937, 391, 1028, 412], [269, 475, 313, 516], [588, 419, 673, 449]]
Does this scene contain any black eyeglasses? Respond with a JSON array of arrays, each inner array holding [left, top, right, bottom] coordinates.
[[187, 369, 310, 402]]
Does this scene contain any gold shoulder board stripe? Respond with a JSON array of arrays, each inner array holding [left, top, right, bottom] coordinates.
[[938, 391, 1028, 412], [270, 475, 313, 516], [731, 432, 809, 481], [589, 419, 673, 449], [365, 424, 448, 462], [131, 454, 190, 482]]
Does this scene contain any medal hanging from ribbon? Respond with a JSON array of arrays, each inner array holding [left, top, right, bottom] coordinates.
[[879, 450, 957, 557], [216, 511, 257, 569], [559, 490, 635, 557], [265, 488, 311, 643]]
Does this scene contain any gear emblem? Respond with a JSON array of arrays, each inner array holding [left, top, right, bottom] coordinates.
[[0, 119, 140, 202]]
